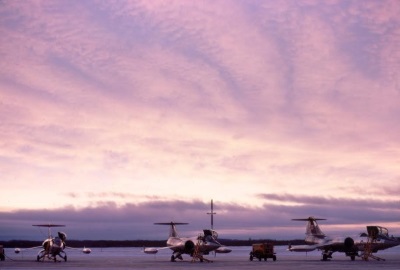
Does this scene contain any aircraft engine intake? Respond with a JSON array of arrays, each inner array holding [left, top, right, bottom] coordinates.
[[42, 239, 51, 250], [184, 240, 195, 253], [344, 237, 354, 249]]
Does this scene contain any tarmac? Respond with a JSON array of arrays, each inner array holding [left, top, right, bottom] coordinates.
[[1, 246, 400, 270]]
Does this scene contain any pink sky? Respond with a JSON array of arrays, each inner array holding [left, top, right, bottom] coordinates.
[[1, 0, 399, 240]]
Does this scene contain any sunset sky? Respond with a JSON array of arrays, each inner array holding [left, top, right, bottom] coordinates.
[[1, 0, 400, 241]]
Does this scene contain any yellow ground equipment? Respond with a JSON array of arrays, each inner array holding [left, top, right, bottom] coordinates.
[[362, 226, 386, 261], [191, 234, 212, 263], [249, 243, 277, 261]]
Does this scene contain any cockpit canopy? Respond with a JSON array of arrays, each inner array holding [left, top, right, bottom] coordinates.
[[58, 231, 67, 242], [203, 229, 218, 239], [366, 226, 389, 239]]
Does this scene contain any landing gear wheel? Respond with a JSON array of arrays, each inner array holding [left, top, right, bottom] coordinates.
[[64, 255, 67, 262], [37, 255, 40, 262], [273, 255, 277, 261], [249, 255, 253, 261], [170, 255, 175, 262]]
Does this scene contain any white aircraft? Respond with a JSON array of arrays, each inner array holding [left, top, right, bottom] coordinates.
[[144, 222, 230, 262], [14, 224, 91, 262], [288, 216, 400, 261]]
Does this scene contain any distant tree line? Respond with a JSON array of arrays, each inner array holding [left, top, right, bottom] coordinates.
[[1, 239, 305, 248]]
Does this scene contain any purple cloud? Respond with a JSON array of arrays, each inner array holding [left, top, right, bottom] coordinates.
[[1, 197, 399, 241]]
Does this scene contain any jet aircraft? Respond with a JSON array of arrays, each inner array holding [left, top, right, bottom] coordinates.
[[288, 216, 400, 261], [144, 222, 230, 262], [14, 224, 91, 262]]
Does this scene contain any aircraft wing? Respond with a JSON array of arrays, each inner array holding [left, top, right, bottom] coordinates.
[[14, 246, 42, 254], [144, 243, 225, 254], [65, 246, 92, 254], [144, 245, 179, 254], [214, 246, 232, 253], [288, 244, 318, 252], [288, 242, 347, 252]]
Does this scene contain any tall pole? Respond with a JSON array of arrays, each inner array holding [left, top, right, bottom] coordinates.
[[207, 199, 216, 229]]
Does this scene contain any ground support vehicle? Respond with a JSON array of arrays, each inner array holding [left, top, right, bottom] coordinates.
[[249, 243, 277, 261]]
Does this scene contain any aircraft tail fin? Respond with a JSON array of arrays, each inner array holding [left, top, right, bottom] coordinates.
[[154, 222, 188, 237], [292, 216, 326, 237]]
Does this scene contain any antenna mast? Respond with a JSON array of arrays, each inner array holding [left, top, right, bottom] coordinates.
[[207, 199, 216, 229]]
